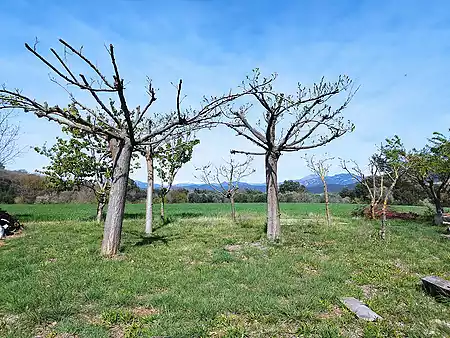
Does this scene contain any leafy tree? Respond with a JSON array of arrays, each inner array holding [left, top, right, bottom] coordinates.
[[279, 180, 306, 194], [0, 176, 15, 204], [391, 175, 427, 205], [408, 131, 450, 222], [339, 187, 355, 200], [155, 137, 199, 220], [196, 156, 255, 221], [1, 39, 242, 256], [35, 129, 111, 222], [377, 136, 409, 239], [223, 69, 356, 241], [305, 155, 334, 226]]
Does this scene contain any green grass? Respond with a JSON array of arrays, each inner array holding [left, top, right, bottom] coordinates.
[[0, 202, 449, 337]]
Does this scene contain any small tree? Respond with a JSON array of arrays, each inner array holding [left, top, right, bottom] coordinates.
[[196, 156, 255, 221], [35, 128, 111, 222], [305, 155, 334, 226], [155, 137, 199, 220], [223, 69, 356, 240], [340, 156, 385, 219], [0, 110, 21, 167], [279, 180, 306, 194], [377, 136, 408, 239], [408, 131, 450, 223]]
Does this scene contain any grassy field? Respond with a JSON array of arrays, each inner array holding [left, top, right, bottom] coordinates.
[[0, 202, 449, 337]]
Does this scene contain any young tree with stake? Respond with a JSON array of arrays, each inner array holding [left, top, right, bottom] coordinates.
[[222, 69, 356, 241], [196, 156, 255, 221], [305, 155, 334, 226], [0, 39, 250, 256]]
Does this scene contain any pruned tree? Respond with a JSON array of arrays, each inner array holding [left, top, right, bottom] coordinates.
[[0, 39, 250, 256], [195, 155, 255, 221], [408, 131, 450, 224], [35, 128, 112, 223], [377, 136, 408, 239], [0, 110, 21, 167], [305, 155, 334, 226], [155, 136, 199, 220], [340, 156, 385, 219], [222, 69, 356, 240]]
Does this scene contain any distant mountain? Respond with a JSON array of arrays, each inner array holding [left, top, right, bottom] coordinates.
[[133, 173, 357, 194], [296, 173, 357, 188]]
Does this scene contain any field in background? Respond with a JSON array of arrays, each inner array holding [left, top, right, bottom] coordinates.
[[0, 203, 448, 337], [0, 202, 426, 222]]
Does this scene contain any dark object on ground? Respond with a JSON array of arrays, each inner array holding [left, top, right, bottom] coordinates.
[[422, 276, 450, 299], [352, 205, 419, 220], [434, 212, 450, 225], [341, 297, 383, 321], [0, 210, 22, 238]]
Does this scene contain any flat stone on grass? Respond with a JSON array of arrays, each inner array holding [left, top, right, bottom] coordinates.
[[341, 297, 383, 321], [421, 276, 450, 298]]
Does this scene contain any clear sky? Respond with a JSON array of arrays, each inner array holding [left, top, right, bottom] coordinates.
[[1, 0, 450, 183]]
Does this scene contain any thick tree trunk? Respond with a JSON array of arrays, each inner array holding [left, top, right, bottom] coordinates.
[[145, 152, 154, 234], [433, 196, 444, 225], [266, 152, 280, 241], [101, 139, 132, 256], [230, 195, 236, 222], [96, 193, 106, 223], [323, 179, 331, 226], [434, 197, 443, 214]]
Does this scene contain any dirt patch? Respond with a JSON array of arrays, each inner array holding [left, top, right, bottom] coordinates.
[[109, 325, 124, 338], [360, 284, 379, 299], [317, 305, 343, 320], [394, 259, 409, 273], [224, 242, 267, 252], [129, 306, 159, 317], [352, 205, 419, 220]]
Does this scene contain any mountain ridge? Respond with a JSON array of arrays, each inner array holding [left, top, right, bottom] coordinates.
[[134, 173, 357, 194]]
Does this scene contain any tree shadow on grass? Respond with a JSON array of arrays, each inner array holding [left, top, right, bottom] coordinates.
[[121, 229, 178, 249], [134, 234, 170, 246], [10, 213, 33, 222], [172, 211, 204, 218], [124, 212, 146, 220]]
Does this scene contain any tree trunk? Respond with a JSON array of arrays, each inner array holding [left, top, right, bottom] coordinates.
[[379, 197, 388, 240], [160, 197, 165, 220], [96, 193, 106, 223], [145, 150, 154, 234], [370, 202, 375, 219], [230, 195, 236, 222], [101, 139, 132, 256], [323, 179, 331, 226], [266, 152, 280, 241], [433, 196, 444, 225]]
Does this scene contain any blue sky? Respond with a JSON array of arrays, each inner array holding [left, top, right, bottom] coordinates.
[[1, 0, 450, 183]]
